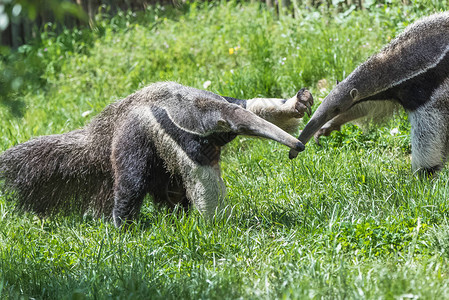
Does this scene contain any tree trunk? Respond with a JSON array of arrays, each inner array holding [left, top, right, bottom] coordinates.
[[280, 0, 291, 16]]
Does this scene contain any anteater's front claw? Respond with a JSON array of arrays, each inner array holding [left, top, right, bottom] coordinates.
[[296, 88, 314, 117]]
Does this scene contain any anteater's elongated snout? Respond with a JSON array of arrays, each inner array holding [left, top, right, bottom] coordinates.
[[229, 107, 305, 152], [288, 87, 356, 159]]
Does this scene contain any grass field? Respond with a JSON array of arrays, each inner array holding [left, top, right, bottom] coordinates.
[[1, 2, 449, 299]]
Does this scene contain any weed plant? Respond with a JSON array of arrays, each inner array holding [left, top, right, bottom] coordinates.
[[1, 1, 449, 299]]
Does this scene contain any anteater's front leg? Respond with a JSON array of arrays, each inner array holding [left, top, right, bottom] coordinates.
[[224, 89, 313, 133], [312, 102, 374, 145], [409, 93, 449, 176], [246, 88, 313, 133], [111, 119, 155, 227], [181, 164, 226, 220], [313, 100, 398, 145]]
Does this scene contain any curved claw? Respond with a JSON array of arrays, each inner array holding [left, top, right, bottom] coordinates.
[[296, 88, 314, 117], [306, 103, 312, 116]]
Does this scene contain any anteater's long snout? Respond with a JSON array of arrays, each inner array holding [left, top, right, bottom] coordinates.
[[288, 115, 327, 159], [288, 89, 355, 159], [230, 107, 305, 152]]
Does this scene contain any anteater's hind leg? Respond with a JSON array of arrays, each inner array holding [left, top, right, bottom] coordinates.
[[409, 93, 449, 176], [111, 119, 156, 227]]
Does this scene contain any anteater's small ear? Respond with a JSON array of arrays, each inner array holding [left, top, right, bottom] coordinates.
[[336, 80, 340, 85], [350, 88, 358, 100]]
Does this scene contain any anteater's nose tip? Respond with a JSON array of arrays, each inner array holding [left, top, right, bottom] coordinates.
[[289, 146, 302, 159], [289, 149, 299, 159], [294, 141, 305, 153]]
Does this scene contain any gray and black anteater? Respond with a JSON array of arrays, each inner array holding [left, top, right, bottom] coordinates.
[[0, 82, 313, 226]]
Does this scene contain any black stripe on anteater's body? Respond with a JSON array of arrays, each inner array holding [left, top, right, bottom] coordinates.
[[290, 12, 449, 175], [0, 82, 312, 226]]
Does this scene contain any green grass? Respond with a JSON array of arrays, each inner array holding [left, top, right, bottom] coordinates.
[[2, 2, 449, 299]]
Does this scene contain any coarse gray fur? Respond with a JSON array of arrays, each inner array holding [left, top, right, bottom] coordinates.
[[0, 82, 312, 226], [290, 12, 449, 175]]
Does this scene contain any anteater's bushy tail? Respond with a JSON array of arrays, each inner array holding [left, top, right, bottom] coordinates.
[[0, 129, 114, 218]]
